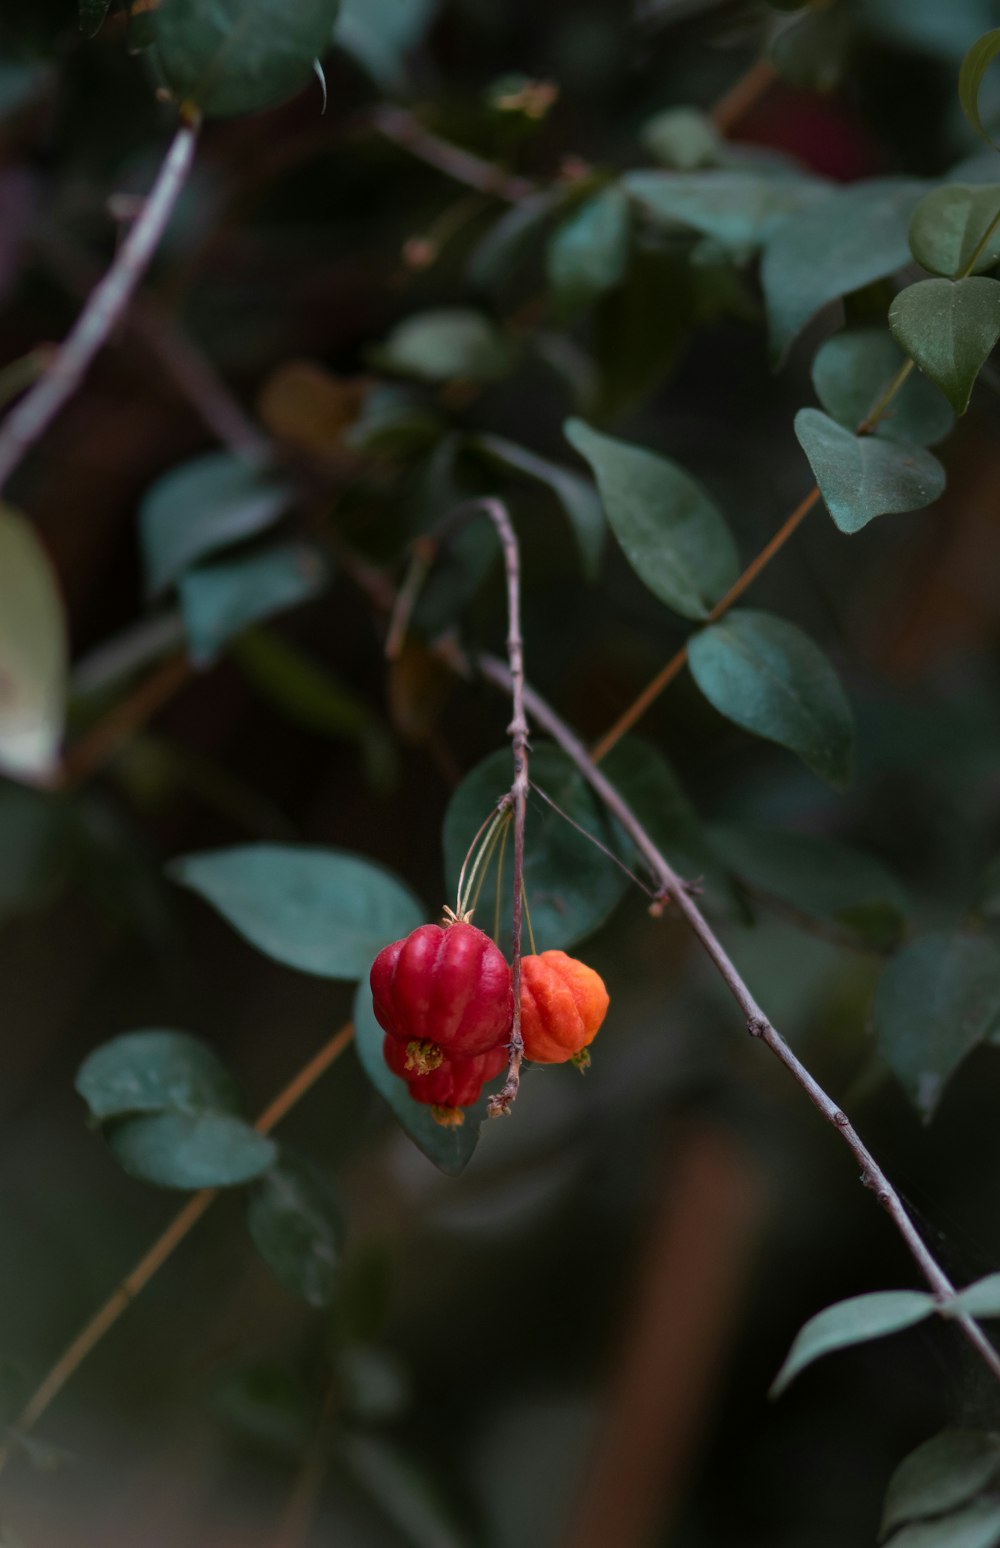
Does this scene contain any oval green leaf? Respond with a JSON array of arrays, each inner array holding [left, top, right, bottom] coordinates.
[[812, 329, 954, 446], [639, 107, 721, 171], [909, 184, 1000, 278], [335, 0, 437, 87], [372, 309, 518, 383], [140, 453, 296, 597], [564, 419, 739, 620], [882, 1430, 1000, 1539], [949, 1272, 1000, 1319], [170, 844, 424, 979], [470, 433, 605, 579], [794, 408, 945, 534], [623, 168, 827, 254], [873, 932, 1000, 1119], [108, 1110, 277, 1190], [153, 0, 341, 118], [179, 542, 327, 667], [246, 1150, 344, 1308], [547, 184, 631, 317], [889, 276, 1000, 414], [888, 1499, 1000, 1548], [687, 610, 855, 788], [442, 743, 628, 954], [0, 505, 68, 782], [959, 28, 1000, 146], [770, 1290, 936, 1397], [76, 1030, 241, 1121]]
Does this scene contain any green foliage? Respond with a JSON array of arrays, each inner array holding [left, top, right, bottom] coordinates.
[[107, 1110, 277, 1190], [886, 1502, 1000, 1547], [245, 1151, 344, 1307], [0, 506, 67, 782], [638, 107, 721, 171], [889, 277, 1000, 413], [565, 420, 739, 620], [152, 0, 341, 119], [873, 932, 1000, 1118], [373, 310, 518, 383], [140, 453, 295, 597], [178, 542, 327, 666], [687, 610, 855, 788], [470, 434, 606, 578], [908, 185, 1000, 278], [547, 184, 631, 317], [623, 168, 827, 255], [768, 5, 852, 91], [959, 27, 1000, 145], [442, 743, 627, 953], [770, 1291, 936, 1397], [947, 1271, 1000, 1318], [334, 0, 438, 87], [811, 330, 954, 446], [794, 409, 946, 534], [170, 844, 424, 979], [882, 1431, 1000, 1540]]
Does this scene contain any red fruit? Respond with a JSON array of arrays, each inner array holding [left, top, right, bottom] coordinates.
[[383, 1036, 506, 1109], [520, 950, 609, 1065], [371, 921, 513, 1060]]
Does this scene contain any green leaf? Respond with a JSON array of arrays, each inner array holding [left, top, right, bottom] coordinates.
[[213, 1365, 311, 1455], [140, 453, 295, 597], [639, 107, 721, 171], [470, 433, 605, 578], [909, 185, 1000, 278], [152, 0, 341, 118], [107, 1111, 277, 1190], [170, 844, 424, 979], [794, 408, 946, 535], [79, 0, 112, 37], [0, 505, 68, 782], [467, 194, 559, 295], [882, 1431, 1000, 1539], [949, 1272, 1000, 1318], [335, 0, 438, 87], [592, 244, 695, 419], [770, 1290, 935, 1397], [873, 932, 1000, 1118], [812, 330, 954, 446], [768, 5, 852, 91], [76, 1030, 241, 1121], [352, 982, 484, 1177], [687, 610, 855, 788], [623, 168, 827, 256], [710, 822, 908, 949], [179, 543, 327, 667], [246, 1150, 344, 1308], [372, 309, 518, 383], [762, 179, 926, 358], [341, 1433, 468, 1548], [547, 185, 630, 316], [887, 1500, 1000, 1548], [889, 276, 1000, 414], [564, 420, 739, 620], [959, 28, 1000, 146], [442, 743, 628, 954]]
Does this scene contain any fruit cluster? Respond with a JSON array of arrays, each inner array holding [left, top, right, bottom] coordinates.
[[370, 916, 609, 1125]]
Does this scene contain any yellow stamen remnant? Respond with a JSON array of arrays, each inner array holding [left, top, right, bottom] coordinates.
[[405, 1040, 444, 1075], [431, 1104, 464, 1128]]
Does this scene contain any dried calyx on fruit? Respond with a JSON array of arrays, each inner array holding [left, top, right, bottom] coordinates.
[[520, 949, 609, 1067]]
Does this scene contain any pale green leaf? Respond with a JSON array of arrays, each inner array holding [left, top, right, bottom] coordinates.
[[623, 167, 827, 255], [794, 408, 945, 534], [373, 309, 518, 383], [812, 330, 953, 446], [76, 1030, 240, 1121], [335, 0, 437, 87], [889, 276, 1000, 414], [959, 28, 1000, 146], [882, 1430, 1000, 1539], [949, 1272, 1000, 1318], [0, 505, 68, 782], [888, 1500, 1000, 1548], [909, 185, 1000, 278], [179, 542, 327, 667], [770, 1290, 936, 1397], [108, 1111, 277, 1190], [639, 107, 721, 171], [547, 185, 631, 316]]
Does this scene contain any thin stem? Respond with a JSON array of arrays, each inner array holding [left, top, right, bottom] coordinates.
[[371, 105, 536, 205], [270, 1374, 340, 1548], [0, 119, 199, 494], [456, 802, 508, 919], [0, 1022, 355, 1473], [711, 58, 778, 134], [479, 653, 1000, 1386], [58, 650, 192, 791], [521, 880, 537, 957], [529, 779, 655, 896], [468, 809, 511, 920], [493, 816, 510, 945]]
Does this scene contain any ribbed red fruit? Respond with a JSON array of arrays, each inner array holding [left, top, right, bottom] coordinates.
[[383, 1037, 507, 1108], [371, 921, 513, 1059]]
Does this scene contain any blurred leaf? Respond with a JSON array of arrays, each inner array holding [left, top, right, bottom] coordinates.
[[170, 844, 424, 979], [345, 385, 443, 457], [152, 0, 340, 118], [639, 107, 721, 170], [592, 243, 694, 418], [213, 1364, 312, 1456], [770, 1290, 935, 1397], [762, 179, 925, 358], [467, 193, 559, 295], [687, 610, 855, 788], [0, 505, 68, 782], [107, 1110, 276, 1190], [547, 184, 630, 317], [341, 1431, 470, 1548], [564, 420, 739, 619], [0, 780, 69, 921], [179, 542, 327, 667], [862, 0, 998, 61], [887, 1500, 1000, 1548], [257, 361, 370, 457], [881, 1430, 1000, 1539], [76, 1030, 240, 1121], [140, 453, 295, 597], [959, 28, 1000, 146], [947, 1271, 1000, 1317], [812, 330, 954, 446], [246, 1150, 344, 1308], [873, 932, 1000, 1118], [337, 1344, 410, 1424], [335, 0, 438, 87], [769, 6, 852, 91], [79, 0, 112, 37], [442, 743, 628, 953], [794, 408, 945, 534], [470, 433, 605, 578], [711, 822, 908, 948], [372, 309, 518, 383], [624, 168, 827, 254], [909, 185, 1000, 278], [889, 277, 1000, 413], [352, 982, 485, 1176], [388, 639, 455, 744]]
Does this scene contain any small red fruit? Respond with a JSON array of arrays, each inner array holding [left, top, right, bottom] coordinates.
[[383, 1036, 506, 1125], [371, 920, 513, 1060], [520, 950, 609, 1065]]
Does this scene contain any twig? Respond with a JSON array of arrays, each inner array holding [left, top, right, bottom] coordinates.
[[711, 57, 778, 134], [0, 119, 200, 494], [371, 105, 537, 205], [58, 650, 193, 791], [0, 1022, 356, 1475], [478, 652, 1000, 1385]]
